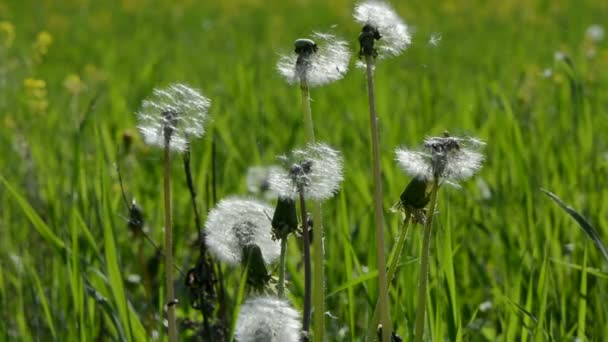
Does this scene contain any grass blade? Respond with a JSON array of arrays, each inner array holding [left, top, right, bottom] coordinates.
[[541, 189, 608, 264]]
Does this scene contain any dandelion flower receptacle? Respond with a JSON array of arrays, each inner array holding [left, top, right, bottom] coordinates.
[[396, 134, 485, 342], [135, 83, 210, 342], [205, 197, 280, 267], [235, 296, 302, 342]]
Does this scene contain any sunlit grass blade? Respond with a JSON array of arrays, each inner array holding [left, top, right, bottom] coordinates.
[[541, 189, 608, 263]]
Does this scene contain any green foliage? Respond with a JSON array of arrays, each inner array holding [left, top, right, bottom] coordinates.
[[1, 0, 607, 340]]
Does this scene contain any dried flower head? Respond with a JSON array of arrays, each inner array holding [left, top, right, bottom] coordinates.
[[136, 83, 210, 152], [205, 197, 279, 266], [235, 296, 301, 342], [269, 143, 344, 201], [354, 0, 411, 59], [395, 135, 485, 187], [277, 32, 351, 87]]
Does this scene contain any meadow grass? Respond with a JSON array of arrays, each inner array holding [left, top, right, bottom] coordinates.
[[1, 0, 608, 340]]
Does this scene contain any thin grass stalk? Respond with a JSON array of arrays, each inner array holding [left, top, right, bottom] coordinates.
[[278, 238, 288, 298], [414, 179, 440, 342], [163, 143, 177, 342], [364, 54, 391, 342], [299, 188, 312, 340], [367, 214, 412, 340], [300, 78, 325, 340]]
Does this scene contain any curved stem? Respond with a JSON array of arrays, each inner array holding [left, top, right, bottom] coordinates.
[[278, 238, 288, 298], [299, 189, 311, 340], [364, 54, 391, 342], [367, 214, 412, 341], [414, 179, 440, 342], [164, 144, 177, 342]]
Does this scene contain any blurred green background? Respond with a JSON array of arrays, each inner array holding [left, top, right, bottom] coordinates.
[[1, 0, 608, 340]]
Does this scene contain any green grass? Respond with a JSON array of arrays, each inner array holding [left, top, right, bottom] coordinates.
[[1, 0, 608, 340]]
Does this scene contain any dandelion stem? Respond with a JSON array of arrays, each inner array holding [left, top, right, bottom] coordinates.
[[364, 54, 392, 342], [299, 188, 312, 341], [300, 79, 326, 340], [414, 179, 440, 342], [163, 143, 177, 342], [367, 214, 412, 341], [278, 237, 288, 298]]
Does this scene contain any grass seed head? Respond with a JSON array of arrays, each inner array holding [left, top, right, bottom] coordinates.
[[269, 143, 344, 201], [136, 83, 210, 152], [354, 0, 411, 60], [235, 296, 301, 342], [277, 32, 351, 87], [205, 197, 279, 266]]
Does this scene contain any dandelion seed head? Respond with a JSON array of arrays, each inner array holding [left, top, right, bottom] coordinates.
[[136, 83, 210, 152], [277, 32, 351, 87], [246, 165, 283, 200], [269, 143, 344, 201], [205, 197, 279, 266], [354, 0, 411, 59], [235, 296, 301, 342], [586, 24, 604, 43], [396, 135, 484, 186]]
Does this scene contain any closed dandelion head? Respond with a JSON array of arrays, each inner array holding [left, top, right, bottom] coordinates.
[[269, 143, 344, 201], [136, 83, 210, 152], [354, 0, 411, 59], [235, 296, 301, 342], [277, 32, 351, 87], [395, 134, 485, 186], [205, 197, 280, 266]]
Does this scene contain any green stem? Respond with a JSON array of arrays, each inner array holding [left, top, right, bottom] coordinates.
[[164, 144, 177, 342], [299, 189, 311, 340], [300, 79, 326, 341], [414, 179, 440, 342], [278, 238, 288, 298], [367, 214, 412, 341], [364, 54, 391, 342]]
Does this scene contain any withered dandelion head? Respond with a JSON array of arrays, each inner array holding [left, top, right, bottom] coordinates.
[[235, 296, 301, 342], [136, 83, 210, 152], [205, 197, 279, 266], [277, 32, 351, 87], [269, 143, 344, 201], [354, 0, 411, 59]]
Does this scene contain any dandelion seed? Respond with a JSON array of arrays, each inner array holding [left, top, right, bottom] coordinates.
[[205, 197, 279, 266], [277, 32, 351, 87], [354, 0, 411, 60], [235, 296, 301, 342], [136, 83, 210, 152], [269, 143, 344, 201], [395, 135, 485, 186], [586, 24, 604, 43], [246, 165, 284, 199], [428, 32, 442, 47]]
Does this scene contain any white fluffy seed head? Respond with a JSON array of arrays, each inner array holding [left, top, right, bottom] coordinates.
[[136, 83, 210, 152], [235, 296, 301, 342], [269, 143, 343, 201], [354, 0, 411, 59], [246, 165, 284, 200], [205, 197, 279, 266], [395, 136, 485, 186], [586, 24, 604, 42], [277, 32, 351, 87]]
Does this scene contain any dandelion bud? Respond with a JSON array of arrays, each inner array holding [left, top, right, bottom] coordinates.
[[271, 197, 298, 240], [269, 143, 344, 201], [235, 296, 301, 342], [136, 83, 210, 153], [205, 197, 280, 266], [277, 32, 351, 87], [241, 244, 271, 289], [354, 0, 411, 60]]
